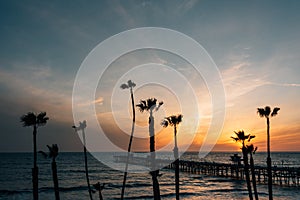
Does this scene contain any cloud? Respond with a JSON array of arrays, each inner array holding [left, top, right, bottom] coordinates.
[[0, 64, 72, 122], [267, 82, 300, 87], [221, 61, 268, 107]]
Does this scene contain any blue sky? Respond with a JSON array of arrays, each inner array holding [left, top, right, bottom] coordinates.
[[0, 0, 300, 152]]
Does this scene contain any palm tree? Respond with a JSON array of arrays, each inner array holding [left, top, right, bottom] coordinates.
[[161, 114, 183, 200], [246, 144, 259, 200], [136, 98, 163, 200], [120, 80, 136, 200], [72, 120, 93, 200], [257, 106, 280, 200], [20, 112, 49, 200], [93, 182, 105, 200], [231, 130, 254, 200], [39, 144, 60, 200]]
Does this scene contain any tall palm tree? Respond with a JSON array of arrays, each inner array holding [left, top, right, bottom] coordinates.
[[20, 112, 49, 200], [72, 120, 93, 200], [246, 144, 259, 200], [136, 98, 163, 200], [231, 130, 254, 200], [120, 80, 136, 200], [39, 144, 60, 200], [257, 106, 280, 200], [161, 114, 183, 200]]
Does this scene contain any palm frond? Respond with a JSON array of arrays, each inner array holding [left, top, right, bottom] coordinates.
[[254, 146, 258, 154], [161, 120, 169, 127], [155, 101, 163, 111], [177, 114, 183, 123], [257, 108, 265, 117], [147, 98, 157, 110], [79, 120, 87, 129], [246, 144, 254, 152], [120, 83, 129, 89], [232, 130, 251, 142], [136, 103, 146, 112], [47, 144, 58, 159], [93, 182, 105, 191], [20, 112, 36, 127], [264, 106, 271, 116], [127, 80, 136, 88], [37, 112, 49, 126], [248, 135, 256, 142], [271, 107, 280, 117], [231, 136, 239, 142]]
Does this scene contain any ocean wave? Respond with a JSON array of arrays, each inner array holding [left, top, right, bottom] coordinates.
[[0, 189, 31, 196]]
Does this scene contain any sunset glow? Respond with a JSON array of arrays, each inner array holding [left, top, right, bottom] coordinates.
[[0, 1, 299, 153]]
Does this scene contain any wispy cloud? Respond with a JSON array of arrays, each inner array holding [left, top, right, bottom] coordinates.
[[267, 82, 300, 87], [221, 61, 268, 107], [0, 64, 72, 122]]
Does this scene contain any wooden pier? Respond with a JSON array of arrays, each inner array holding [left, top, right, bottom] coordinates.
[[114, 155, 300, 187], [166, 160, 300, 187]]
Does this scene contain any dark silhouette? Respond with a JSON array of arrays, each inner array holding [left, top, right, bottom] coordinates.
[[161, 114, 183, 200], [39, 144, 60, 200], [136, 98, 163, 200], [257, 106, 280, 200], [246, 144, 259, 200], [72, 121, 93, 200], [120, 80, 136, 200], [20, 112, 49, 200], [231, 130, 255, 200], [93, 182, 105, 200]]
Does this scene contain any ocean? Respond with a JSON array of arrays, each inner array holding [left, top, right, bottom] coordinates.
[[0, 152, 299, 200]]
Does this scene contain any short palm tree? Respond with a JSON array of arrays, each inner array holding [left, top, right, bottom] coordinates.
[[161, 114, 183, 200], [40, 144, 60, 200], [136, 98, 163, 200], [231, 130, 254, 200], [72, 120, 93, 200], [93, 182, 105, 200], [120, 80, 136, 200], [20, 112, 49, 200], [257, 106, 280, 200], [246, 144, 259, 200]]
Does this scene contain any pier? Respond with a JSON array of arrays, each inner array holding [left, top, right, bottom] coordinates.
[[166, 160, 300, 187], [114, 155, 300, 187]]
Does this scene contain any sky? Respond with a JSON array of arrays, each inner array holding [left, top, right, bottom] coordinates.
[[0, 0, 300, 152]]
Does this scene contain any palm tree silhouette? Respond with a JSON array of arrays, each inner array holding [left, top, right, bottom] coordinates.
[[231, 130, 254, 200], [161, 114, 183, 200], [246, 144, 259, 200], [136, 98, 163, 200], [20, 112, 49, 200], [93, 182, 105, 200], [257, 106, 280, 200], [72, 120, 93, 200], [120, 80, 136, 200], [39, 144, 60, 200]]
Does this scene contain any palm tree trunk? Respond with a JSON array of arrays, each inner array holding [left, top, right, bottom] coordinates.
[[250, 154, 259, 200], [52, 160, 60, 200], [99, 187, 103, 200], [266, 117, 273, 200], [173, 125, 179, 200], [32, 125, 39, 200], [82, 130, 93, 200], [121, 88, 135, 200], [149, 112, 161, 200], [242, 147, 253, 200]]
